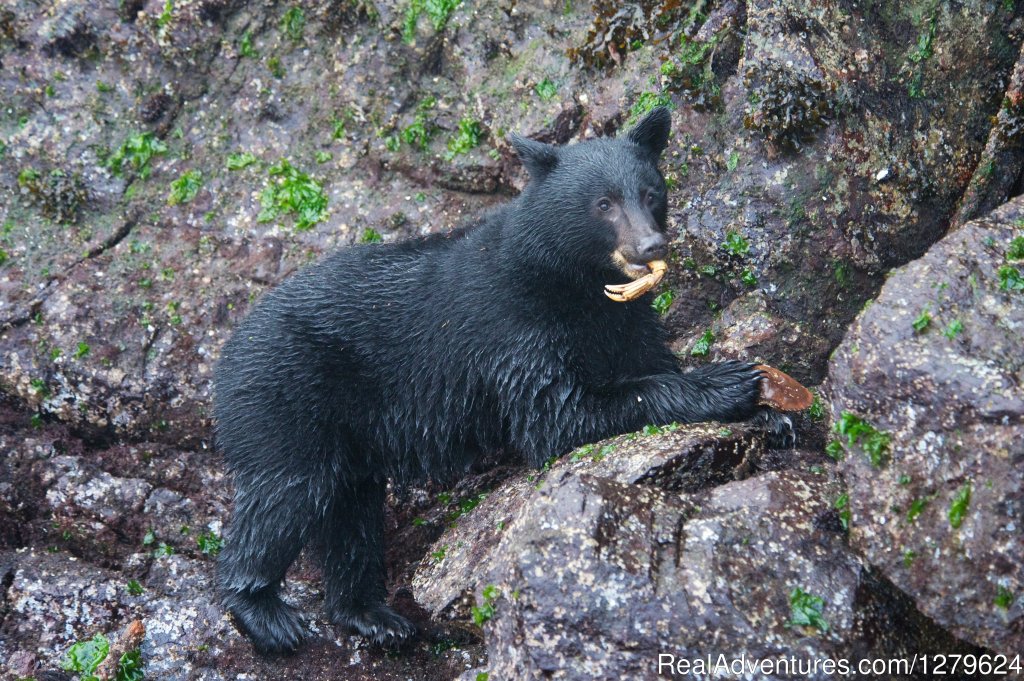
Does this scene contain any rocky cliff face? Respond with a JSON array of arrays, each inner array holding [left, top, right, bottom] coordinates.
[[827, 196, 1024, 658], [1, 0, 1022, 679]]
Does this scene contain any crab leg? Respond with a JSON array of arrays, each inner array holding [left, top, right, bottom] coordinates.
[[604, 260, 668, 302]]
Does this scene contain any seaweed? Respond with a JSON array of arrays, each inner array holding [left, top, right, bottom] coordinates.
[[743, 63, 835, 153], [568, 0, 687, 69], [19, 168, 88, 224]]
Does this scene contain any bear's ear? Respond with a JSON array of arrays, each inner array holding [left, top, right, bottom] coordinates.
[[627, 106, 672, 158], [509, 133, 559, 181]]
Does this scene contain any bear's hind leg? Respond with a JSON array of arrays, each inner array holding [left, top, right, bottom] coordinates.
[[318, 475, 416, 646], [218, 477, 311, 654]]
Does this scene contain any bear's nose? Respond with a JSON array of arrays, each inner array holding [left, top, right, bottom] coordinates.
[[637, 233, 668, 262]]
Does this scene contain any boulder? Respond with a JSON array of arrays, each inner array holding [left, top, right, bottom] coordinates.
[[826, 196, 1024, 655], [414, 427, 978, 679]]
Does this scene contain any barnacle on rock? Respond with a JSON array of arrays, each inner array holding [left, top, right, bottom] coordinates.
[[743, 63, 835, 153]]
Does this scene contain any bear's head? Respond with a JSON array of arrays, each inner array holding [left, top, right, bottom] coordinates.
[[509, 107, 672, 286]]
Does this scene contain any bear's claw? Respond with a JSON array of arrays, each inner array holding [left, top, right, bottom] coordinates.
[[331, 605, 417, 647]]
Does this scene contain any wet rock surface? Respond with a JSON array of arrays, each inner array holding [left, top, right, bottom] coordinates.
[[826, 196, 1024, 656], [413, 427, 983, 680], [953, 39, 1024, 227], [412, 424, 773, 616], [1, 0, 1023, 678], [0, 398, 485, 680], [2, 0, 1020, 440]]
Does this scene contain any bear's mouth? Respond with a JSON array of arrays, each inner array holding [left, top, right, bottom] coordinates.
[[610, 250, 652, 281], [624, 262, 650, 278]]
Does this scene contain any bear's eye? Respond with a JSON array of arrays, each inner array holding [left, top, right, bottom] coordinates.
[[597, 198, 612, 212], [645, 190, 661, 205]]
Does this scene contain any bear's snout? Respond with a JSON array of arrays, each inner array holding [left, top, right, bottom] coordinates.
[[637, 233, 668, 262]]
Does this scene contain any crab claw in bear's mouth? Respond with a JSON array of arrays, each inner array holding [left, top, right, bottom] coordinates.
[[604, 260, 667, 302]]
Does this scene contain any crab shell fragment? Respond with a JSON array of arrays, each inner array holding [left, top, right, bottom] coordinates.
[[755, 364, 814, 412], [604, 260, 668, 302]]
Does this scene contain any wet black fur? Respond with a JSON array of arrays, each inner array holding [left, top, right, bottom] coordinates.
[[214, 107, 776, 653]]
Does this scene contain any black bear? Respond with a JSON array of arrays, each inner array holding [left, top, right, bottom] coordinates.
[[214, 107, 789, 653]]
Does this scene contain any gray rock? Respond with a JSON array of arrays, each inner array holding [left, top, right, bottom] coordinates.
[[143, 487, 198, 539], [3, 549, 124, 654], [140, 554, 238, 681], [1, 548, 238, 680], [414, 428, 976, 679], [413, 424, 766, 615], [0, 423, 483, 680], [672, 290, 832, 384], [660, 0, 1020, 380], [826, 196, 1024, 655], [44, 456, 152, 525]]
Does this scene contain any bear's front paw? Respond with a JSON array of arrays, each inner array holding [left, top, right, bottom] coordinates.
[[691, 360, 764, 420], [756, 408, 796, 448], [332, 604, 417, 646]]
